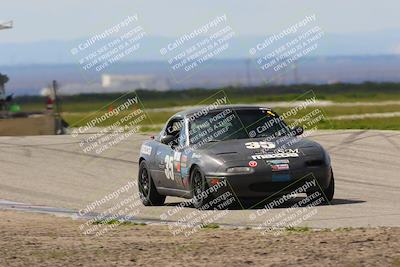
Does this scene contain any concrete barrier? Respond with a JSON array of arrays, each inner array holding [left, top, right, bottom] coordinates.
[[0, 114, 56, 136]]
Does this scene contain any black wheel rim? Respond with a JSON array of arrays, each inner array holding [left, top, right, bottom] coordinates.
[[139, 167, 150, 198]]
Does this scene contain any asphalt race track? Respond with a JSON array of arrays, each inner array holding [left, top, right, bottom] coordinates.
[[0, 130, 399, 228]]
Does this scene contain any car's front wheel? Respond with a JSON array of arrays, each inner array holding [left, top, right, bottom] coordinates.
[[190, 166, 211, 209], [307, 169, 335, 204], [138, 161, 165, 206], [322, 170, 335, 202]]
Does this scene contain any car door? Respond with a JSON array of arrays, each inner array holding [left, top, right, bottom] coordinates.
[[153, 117, 185, 189]]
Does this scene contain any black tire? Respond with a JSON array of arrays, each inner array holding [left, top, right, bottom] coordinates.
[[190, 166, 211, 209], [322, 170, 335, 203], [307, 169, 335, 204], [138, 161, 165, 206]]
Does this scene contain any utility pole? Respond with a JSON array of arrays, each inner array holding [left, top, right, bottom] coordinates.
[[0, 21, 13, 114], [53, 80, 61, 115], [293, 62, 299, 84], [52, 80, 64, 134], [245, 58, 251, 87]]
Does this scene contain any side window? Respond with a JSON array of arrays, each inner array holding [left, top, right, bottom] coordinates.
[[178, 120, 187, 149], [165, 119, 183, 136], [162, 117, 183, 148]]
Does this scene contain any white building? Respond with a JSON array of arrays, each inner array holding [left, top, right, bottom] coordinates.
[[102, 74, 169, 91]]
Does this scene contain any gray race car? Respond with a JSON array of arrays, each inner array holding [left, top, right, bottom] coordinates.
[[138, 105, 334, 209]]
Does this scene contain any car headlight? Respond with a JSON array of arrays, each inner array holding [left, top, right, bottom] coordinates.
[[226, 167, 253, 173]]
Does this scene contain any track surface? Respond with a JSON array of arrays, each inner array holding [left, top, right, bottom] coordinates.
[[0, 130, 399, 228]]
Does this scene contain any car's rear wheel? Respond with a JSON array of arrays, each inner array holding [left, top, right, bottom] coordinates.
[[190, 166, 211, 209], [138, 161, 165, 206]]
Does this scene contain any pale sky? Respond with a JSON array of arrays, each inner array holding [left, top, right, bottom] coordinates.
[[0, 0, 399, 43]]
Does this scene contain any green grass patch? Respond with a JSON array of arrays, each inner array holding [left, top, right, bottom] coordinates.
[[92, 219, 146, 226], [201, 223, 220, 229], [15, 82, 400, 112], [18, 92, 400, 113], [285, 226, 311, 233], [273, 104, 400, 118], [317, 117, 400, 130], [64, 113, 400, 131], [392, 258, 400, 267], [31, 250, 69, 259], [18, 82, 400, 131], [334, 227, 354, 232]]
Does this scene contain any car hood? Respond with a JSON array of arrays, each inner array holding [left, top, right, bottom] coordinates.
[[198, 136, 323, 162]]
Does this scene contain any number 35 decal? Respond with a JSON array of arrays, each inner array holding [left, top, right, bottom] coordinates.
[[245, 141, 276, 150], [164, 155, 174, 180]]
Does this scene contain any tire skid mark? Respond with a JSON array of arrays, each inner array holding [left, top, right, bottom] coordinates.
[[0, 143, 138, 164], [0, 184, 84, 203], [331, 153, 400, 169], [337, 178, 400, 190]]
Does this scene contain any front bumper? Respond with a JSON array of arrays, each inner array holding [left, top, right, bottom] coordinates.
[[205, 160, 331, 198]]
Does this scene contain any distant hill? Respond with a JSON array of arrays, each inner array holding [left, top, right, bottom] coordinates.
[[1, 29, 400, 95], [1, 55, 400, 96], [1, 30, 400, 65]]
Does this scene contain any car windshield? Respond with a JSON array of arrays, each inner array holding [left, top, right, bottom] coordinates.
[[188, 108, 290, 144]]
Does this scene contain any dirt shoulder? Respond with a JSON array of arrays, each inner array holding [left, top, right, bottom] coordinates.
[[0, 210, 399, 267]]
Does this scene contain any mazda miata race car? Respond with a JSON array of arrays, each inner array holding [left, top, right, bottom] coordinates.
[[138, 105, 334, 209]]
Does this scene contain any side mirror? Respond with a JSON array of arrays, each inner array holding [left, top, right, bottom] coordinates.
[[160, 135, 176, 145], [292, 126, 304, 136]]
